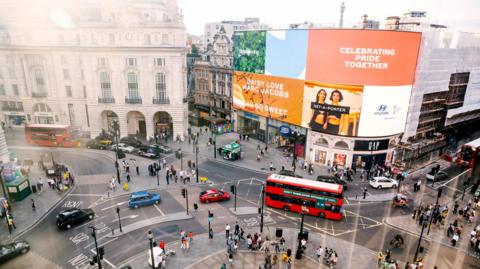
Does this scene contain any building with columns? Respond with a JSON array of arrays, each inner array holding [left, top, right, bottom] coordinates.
[[0, 0, 188, 140]]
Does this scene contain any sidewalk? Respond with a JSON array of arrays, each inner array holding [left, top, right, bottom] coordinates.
[[120, 227, 377, 269], [0, 164, 71, 243]]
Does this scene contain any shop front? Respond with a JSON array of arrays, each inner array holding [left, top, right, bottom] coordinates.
[[34, 112, 55, 124], [266, 119, 307, 158], [235, 110, 266, 142], [3, 112, 26, 127]]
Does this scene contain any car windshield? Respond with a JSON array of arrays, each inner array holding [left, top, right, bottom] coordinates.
[[0, 245, 14, 255], [200, 191, 207, 196]]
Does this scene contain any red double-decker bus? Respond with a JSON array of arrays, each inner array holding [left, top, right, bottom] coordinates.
[[456, 137, 480, 168], [265, 174, 344, 220], [25, 124, 81, 147]]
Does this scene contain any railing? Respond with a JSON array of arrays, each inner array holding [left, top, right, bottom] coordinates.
[[153, 97, 170, 104], [125, 97, 142, 104], [1, 106, 24, 112], [98, 97, 115, 104], [31, 92, 48, 98]]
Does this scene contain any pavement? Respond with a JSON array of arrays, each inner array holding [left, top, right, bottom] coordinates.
[[0, 163, 71, 243], [120, 226, 377, 269]]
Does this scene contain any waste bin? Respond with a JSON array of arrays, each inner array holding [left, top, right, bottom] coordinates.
[[31, 185, 37, 193]]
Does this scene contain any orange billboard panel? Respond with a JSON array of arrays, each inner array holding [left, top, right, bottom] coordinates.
[[305, 29, 421, 86], [233, 71, 304, 125]]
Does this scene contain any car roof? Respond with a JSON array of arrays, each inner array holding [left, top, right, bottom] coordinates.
[[373, 176, 392, 180], [204, 189, 220, 194], [130, 191, 149, 198], [59, 208, 80, 215]]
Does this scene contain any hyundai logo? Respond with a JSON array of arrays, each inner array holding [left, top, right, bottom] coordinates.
[[377, 105, 388, 112]]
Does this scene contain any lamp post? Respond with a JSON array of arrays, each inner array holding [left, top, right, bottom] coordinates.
[[195, 145, 199, 183], [112, 121, 121, 184], [0, 167, 10, 205], [291, 131, 300, 169], [295, 203, 307, 260], [414, 222, 427, 263], [116, 207, 122, 233], [147, 230, 155, 269], [259, 184, 265, 233]]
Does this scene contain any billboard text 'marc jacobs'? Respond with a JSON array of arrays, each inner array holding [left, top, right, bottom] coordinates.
[[233, 71, 304, 126], [305, 29, 421, 86]]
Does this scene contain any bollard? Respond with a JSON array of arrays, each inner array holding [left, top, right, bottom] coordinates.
[[112, 227, 115, 235]]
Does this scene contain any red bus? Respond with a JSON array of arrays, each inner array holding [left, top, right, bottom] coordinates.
[[456, 137, 480, 168], [266, 174, 344, 220], [25, 124, 81, 148]]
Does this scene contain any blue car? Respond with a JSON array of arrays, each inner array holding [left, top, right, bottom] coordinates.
[[128, 191, 161, 209]]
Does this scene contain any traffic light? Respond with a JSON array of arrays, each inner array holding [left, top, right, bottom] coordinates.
[[99, 246, 104, 260], [437, 187, 443, 198], [193, 203, 198, 210], [230, 185, 235, 194], [90, 256, 98, 265], [258, 207, 261, 214], [182, 188, 186, 198], [208, 211, 214, 218]]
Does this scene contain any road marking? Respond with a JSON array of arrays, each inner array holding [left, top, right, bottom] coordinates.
[[68, 193, 105, 197], [101, 201, 128, 211], [112, 214, 139, 222], [74, 215, 109, 230], [154, 204, 165, 216], [277, 216, 285, 220]]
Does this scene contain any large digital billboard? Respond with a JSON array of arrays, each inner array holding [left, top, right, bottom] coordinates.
[[233, 29, 421, 138]]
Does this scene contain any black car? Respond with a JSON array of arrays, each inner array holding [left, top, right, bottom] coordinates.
[[0, 241, 30, 264], [85, 139, 107, 150], [316, 175, 348, 190], [120, 136, 143, 148], [278, 170, 302, 178], [56, 208, 95, 230]]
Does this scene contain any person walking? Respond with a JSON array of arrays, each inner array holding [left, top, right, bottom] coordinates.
[[225, 224, 231, 238], [126, 172, 131, 183], [163, 158, 167, 169], [316, 246, 324, 263], [134, 160, 139, 175], [363, 187, 367, 199], [31, 199, 36, 211]]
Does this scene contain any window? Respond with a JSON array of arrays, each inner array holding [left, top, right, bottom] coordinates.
[[100, 72, 112, 97], [63, 69, 70, 80], [155, 73, 166, 99], [83, 86, 87, 98], [66, 86, 72, 97], [81, 69, 85, 80], [0, 69, 2, 79], [8, 68, 16, 79], [6, 55, 14, 64], [154, 58, 165, 67], [61, 56, 67, 64], [34, 69, 46, 93], [12, 84, 19, 96], [109, 33, 115, 45], [127, 72, 139, 98], [0, 84, 5, 95], [126, 58, 137, 66], [98, 58, 108, 66], [144, 34, 151, 45], [161, 34, 168, 44], [68, 104, 75, 126]]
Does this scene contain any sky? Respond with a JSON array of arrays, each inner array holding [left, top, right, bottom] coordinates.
[[177, 0, 480, 35]]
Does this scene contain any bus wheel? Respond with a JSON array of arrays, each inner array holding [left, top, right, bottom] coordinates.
[[283, 206, 289, 212], [319, 212, 325, 218]]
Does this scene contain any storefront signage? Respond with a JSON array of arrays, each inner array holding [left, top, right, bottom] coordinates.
[[354, 139, 389, 151], [243, 112, 259, 120], [279, 125, 291, 136], [195, 104, 210, 112], [283, 189, 336, 203]]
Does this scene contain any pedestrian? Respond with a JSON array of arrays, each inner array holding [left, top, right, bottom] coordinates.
[[31, 199, 36, 211], [451, 233, 459, 246], [126, 172, 131, 183], [235, 222, 240, 235], [264, 144, 268, 153], [209, 227, 214, 239], [163, 158, 167, 169], [316, 246, 323, 262], [377, 251, 383, 267], [270, 162, 274, 171], [363, 187, 367, 199], [135, 164, 139, 175], [225, 224, 230, 238], [7, 214, 16, 229]]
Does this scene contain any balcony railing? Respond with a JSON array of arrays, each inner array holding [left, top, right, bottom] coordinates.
[[125, 96, 142, 104], [32, 92, 48, 98], [153, 97, 170, 104], [1, 106, 24, 112], [98, 97, 115, 104]]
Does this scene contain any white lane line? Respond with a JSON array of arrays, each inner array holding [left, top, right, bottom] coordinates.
[[154, 204, 165, 216], [101, 201, 128, 211], [277, 216, 285, 220], [112, 214, 139, 222], [68, 193, 105, 197], [90, 249, 116, 268]]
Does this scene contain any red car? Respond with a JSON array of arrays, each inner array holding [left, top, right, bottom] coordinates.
[[199, 189, 230, 203]]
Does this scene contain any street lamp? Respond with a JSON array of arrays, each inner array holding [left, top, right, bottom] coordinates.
[[291, 131, 300, 169], [89, 226, 103, 269], [295, 202, 307, 260], [147, 230, 155, 269], [195, 145, 199, 183], [427, 188, 442, 235], [414, 222, 427, 263], [112, 121, 121, 184], [259, 184, 265, 233], [116, 207, 122, 233], [213, 134, 217, 159]]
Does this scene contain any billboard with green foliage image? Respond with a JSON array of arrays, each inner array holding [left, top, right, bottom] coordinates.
[[233, 30, 266, 74]]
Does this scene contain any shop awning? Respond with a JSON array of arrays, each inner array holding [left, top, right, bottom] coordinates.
[[222, 142, 241, 152], [205, 116, 226, 124]]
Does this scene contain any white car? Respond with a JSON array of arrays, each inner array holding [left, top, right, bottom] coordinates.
[[369, 177, 399, 189], [111, 143, 136, 153]]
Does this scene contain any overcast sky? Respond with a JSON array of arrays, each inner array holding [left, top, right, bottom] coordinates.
[[177, 0, 480, 35]]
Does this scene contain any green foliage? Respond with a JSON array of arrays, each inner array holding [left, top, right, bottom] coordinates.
[[233, 31, 266, 74]]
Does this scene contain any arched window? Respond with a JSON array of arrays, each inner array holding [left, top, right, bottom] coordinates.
[[100, 72, 112, 97], [334, 141, 349, 149], [34, 69, 45, 93], [314, 138, 329, 146], [155, 73, 166, 100], [127, 72, 139, 98], [33, 103, 52, 112]]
